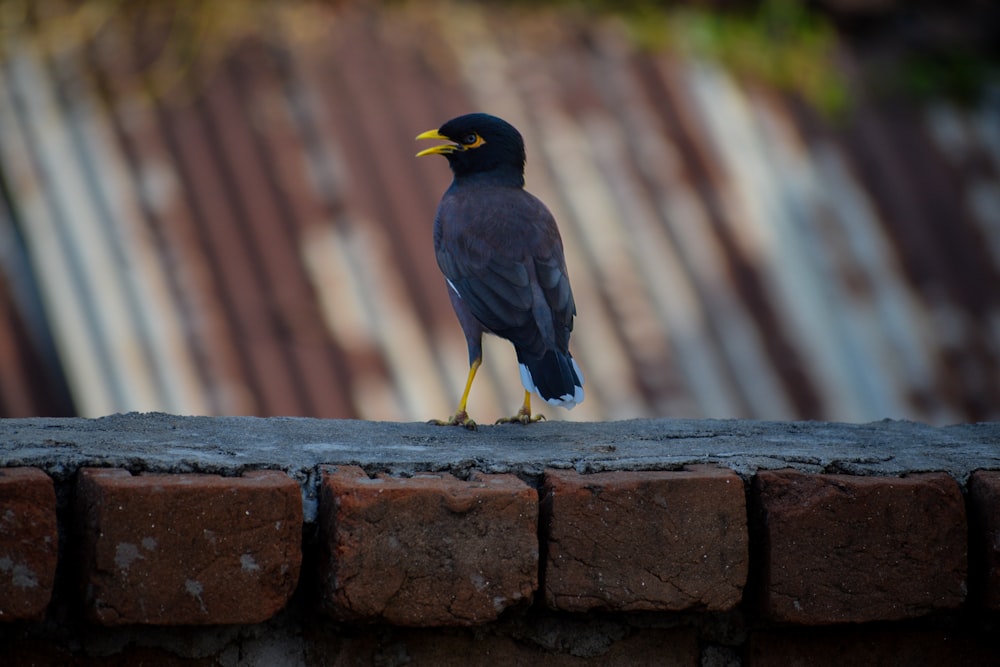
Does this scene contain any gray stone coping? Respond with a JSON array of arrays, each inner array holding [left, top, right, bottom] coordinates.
[[4, 413, 997, 521], [2, 412, 997, 480]]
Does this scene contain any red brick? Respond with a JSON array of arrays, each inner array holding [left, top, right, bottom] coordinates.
[[76, 468, 302, 625], [0, 642, 216, 666], [303, 624, 699, 666], [747, 626, 997, 667], [542, 466, 748, 613], [751, 470, 967, 624], [969, 470, 1000, 610], [318, 465, 538, 626], [0, 468, 57, 621]]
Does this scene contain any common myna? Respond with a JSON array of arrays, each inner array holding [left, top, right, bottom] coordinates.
[[416, 113, 584, 429]]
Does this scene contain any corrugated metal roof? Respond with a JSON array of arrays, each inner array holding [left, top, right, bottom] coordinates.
[[1, 3, 998, 424]]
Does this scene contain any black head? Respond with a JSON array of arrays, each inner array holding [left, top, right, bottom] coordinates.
[[416, 113, 526, 185]]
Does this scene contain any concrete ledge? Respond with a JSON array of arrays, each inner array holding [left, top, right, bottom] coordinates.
[[3, 412, 998, 490]]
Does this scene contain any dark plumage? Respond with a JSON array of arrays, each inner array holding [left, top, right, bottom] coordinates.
[[416, 113, 584, 428]]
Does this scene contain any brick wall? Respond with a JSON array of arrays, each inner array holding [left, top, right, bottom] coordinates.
[[1, 415, 998, 664]]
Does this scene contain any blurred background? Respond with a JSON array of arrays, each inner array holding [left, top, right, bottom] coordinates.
[[0, 0, 998, 424]]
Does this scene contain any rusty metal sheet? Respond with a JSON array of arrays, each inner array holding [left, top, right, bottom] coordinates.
[[0, 3, 997, 424]]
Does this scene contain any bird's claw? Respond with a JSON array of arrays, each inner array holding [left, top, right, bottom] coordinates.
[[428, 411, 478, 431], [496, 409, 545, 425]]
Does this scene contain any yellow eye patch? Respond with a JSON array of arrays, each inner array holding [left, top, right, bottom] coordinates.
[[461, 133, 486, 149]]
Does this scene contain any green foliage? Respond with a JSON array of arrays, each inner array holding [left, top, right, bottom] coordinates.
[[0, 0, 328, 100], [893, 47, 997, 107], [4, 0, 993, 111], [621, 0, 850, 115]]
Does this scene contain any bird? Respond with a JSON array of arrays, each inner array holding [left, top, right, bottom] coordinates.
[[415, 113, 584, 429]]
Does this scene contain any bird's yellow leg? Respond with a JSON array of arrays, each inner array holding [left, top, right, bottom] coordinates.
[[429, 358, 480, 430], [496, 390, 545, 425]]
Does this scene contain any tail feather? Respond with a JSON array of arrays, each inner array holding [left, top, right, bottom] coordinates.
[[519, 350, 584, 409]]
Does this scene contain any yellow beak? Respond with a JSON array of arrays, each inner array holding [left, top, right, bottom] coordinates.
[[415, 129, 458, 157]]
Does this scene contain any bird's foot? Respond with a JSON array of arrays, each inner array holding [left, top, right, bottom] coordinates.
[[428, 411, 478, 431], [496, 408, 545, 425]]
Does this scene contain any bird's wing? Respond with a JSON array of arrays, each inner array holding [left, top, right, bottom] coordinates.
[[533, 251, 576, 344], [435, 188, 575, 358]]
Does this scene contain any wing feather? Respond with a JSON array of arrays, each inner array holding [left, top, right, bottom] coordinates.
[[434, 185, 575, 358]]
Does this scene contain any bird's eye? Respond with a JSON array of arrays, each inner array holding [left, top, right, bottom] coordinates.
[[463, 133, 479, 145]]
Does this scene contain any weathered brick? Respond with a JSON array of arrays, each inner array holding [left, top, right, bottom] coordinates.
[[0, 642, 216, 666], [747, 627, 997, 667], [318, 465, 537, 626], [303, 623, 699, 666], [0, 468, 58, 621], [750, 469, 966, 624], [400, 626, 700, 666], [76, 468, 302, 625], [542, 465, 747, 613], [969, 470, 1000, 610]]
